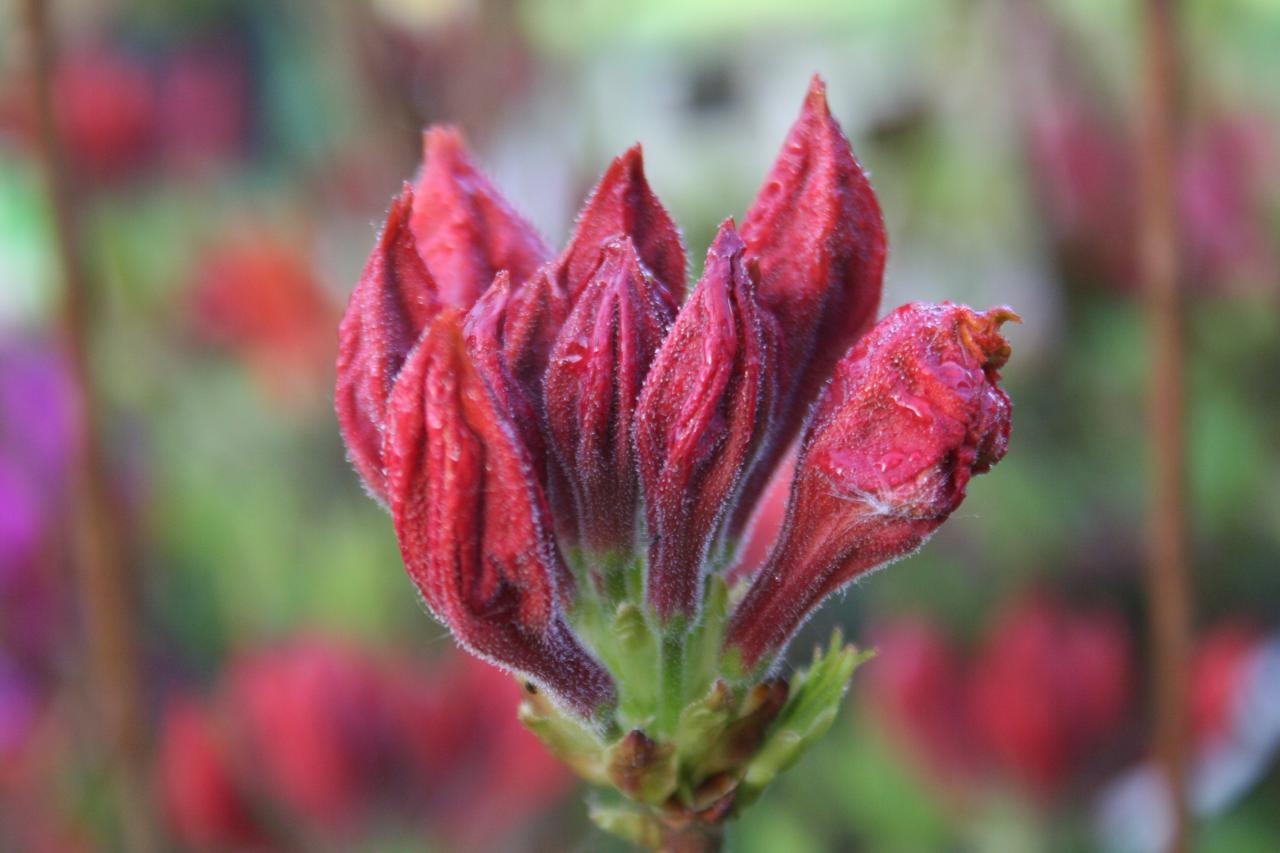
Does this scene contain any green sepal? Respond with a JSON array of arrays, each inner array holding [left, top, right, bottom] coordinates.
[[605, 729, 679, 804], [517, 683, 610, 787], [672, 679, 735, 774], [611, 602, 660, 725], [737, 629, 872, 807], [684, 574, 730, 699]]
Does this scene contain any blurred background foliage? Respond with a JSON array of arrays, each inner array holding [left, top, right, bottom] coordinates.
[[1, 0, 1278, 850]]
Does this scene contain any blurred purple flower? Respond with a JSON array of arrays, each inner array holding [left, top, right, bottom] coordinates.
[[0, 340, 79, 488], [0, 654, 38, 762], [0, 338, 78, 677]]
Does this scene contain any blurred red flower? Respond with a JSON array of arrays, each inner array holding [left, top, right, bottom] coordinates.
[[864, 616, 977, 781], [968, 595, 1134, 794], [53, 46, 157, 181], [864, 594, 1135, 799], [157, 637, 571, 850], [188, 234, 336, 400]]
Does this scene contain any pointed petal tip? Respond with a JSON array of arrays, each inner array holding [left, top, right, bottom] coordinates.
[[805, 74, 831, 112], [603, 142, 648, 185], [709, 218, 744, 254], [421, 125, 469, 166]]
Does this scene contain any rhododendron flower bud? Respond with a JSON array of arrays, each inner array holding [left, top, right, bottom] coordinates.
[[725, 303, 1015, 669], [730, 75, 886, 538], [383, 312, 615, 717], [556, 145, 686, 306], [544, 237, 675, 554], [635, 221, 778, 621], [465, 270, 581, 541], [335, 187, 439, 501], [464, 272, 551, 470], [411, 127, 551, 307], [336, 77, 1015, 849]]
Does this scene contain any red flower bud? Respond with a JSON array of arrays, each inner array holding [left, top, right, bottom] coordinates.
[[335, 186, 439, 502], [410, 127, 551, 307], [729, 74, 886, 538], [383, 311, 615, 717], [464, 271, 549, 466], [557, 145, 686, 307], [464, 270, 579, 541], [544, 237, 676, 553], [724, 303, 1014, 668], [635, 221, 778, 621], [497, 266, 571, 398]]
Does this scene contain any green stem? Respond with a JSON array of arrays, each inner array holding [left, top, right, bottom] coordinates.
[[659, 630, 685, 733]]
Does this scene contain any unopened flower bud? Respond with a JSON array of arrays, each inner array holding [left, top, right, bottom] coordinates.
[[730, 75, 886, 539], [335, 186, 438, 501], [383, 311, 615, 717], [635, 221, 779, 622], [556, 145, 686, 306], [725, 303, 1015, 669], [410, 127, 550, 307], [544, 237, 676, 554]]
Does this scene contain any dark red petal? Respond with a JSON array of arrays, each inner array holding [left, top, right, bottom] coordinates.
[[635, 221, 779, 622], [544, 237, 675, 554], [500, 265, 571, 401], [464, 269, 578, 541], [463, 272, 545, 463], [335, 186, 439, 502], [730, 75, 887, 537], [411, 126, 551, 307], [557, 145, 685, 308], [724, 303, 1015, 669], [383, 311, 615, 718]]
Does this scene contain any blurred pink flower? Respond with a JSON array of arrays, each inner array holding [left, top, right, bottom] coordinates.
[[1188, 622, 1263, 747], [1019, 9, 1278, 295], [157, 45, 251, 174], [52, 46, 157, 181], [158, 697, 266, 851]]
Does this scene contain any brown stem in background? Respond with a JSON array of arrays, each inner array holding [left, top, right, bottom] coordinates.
[[19, 1, 159, 850], [1139, 0, 1191, 850]]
